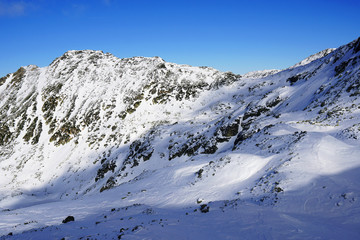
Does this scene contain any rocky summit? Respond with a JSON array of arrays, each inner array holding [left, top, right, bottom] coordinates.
[[1, 37, 360, 239]]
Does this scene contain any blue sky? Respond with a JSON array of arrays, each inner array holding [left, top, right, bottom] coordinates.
[[0, 0, 359, 77]]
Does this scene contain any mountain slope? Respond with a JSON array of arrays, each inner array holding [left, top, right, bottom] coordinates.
[[1, 37, 360, 239]]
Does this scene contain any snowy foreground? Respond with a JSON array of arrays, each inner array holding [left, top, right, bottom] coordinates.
[[1, 38, 360, 239], [1, 142, 360, 240]]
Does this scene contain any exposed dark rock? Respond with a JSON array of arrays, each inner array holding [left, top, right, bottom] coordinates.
[[335, 59, 351, 76], [266, 97, 282, 108], [220, 119, 240, 138], [157, 63, 166, 69], [243, 106, 269, 122], [31, 121, 43, 145], [123, 139, 154, 167], [62, 216, 75, 223], [287, 75, 301, 85], [353, 37, 360, 54], [233, 131, 252, 147], [199, 204, 210, 213], [95, 161, 117, 182], [83, 107, 101, 127], [196, 169, 204, 178], [23, 117, 38, 142], [210, 72, 240, 89], [201, 145, 218, 154], [100, 176, 116, 192], [10, 67, 26, 86], [287, 72, 310, 86], [132, 225, 143, 232], [0, 124, 12, 146], [49, 120, 80, 146], [0, 73, 10, 86]]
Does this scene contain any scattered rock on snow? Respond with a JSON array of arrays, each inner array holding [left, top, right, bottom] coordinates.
[[62, 216, 75, 224]]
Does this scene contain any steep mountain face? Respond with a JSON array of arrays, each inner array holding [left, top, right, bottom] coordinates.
[[1, 37, 360, 239]]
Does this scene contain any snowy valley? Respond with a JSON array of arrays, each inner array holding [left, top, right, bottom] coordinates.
[[1, 37, 360, 239]]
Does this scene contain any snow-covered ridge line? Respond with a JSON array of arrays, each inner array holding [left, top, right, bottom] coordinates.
[[242, 69, 281, 79], [290, 48, 336, 69], [241, 47, 337, 79]]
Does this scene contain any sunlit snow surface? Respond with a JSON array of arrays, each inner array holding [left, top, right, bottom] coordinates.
[[1, 38, 360, 239]]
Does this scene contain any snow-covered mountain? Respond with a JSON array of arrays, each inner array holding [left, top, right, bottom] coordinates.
[[1, 37, 360, 239]]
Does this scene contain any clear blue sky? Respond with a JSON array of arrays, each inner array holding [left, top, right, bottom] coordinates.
[[1, 0, 359, 77]]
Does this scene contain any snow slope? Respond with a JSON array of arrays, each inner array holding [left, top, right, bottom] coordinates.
[[0, 37, 360, 239]]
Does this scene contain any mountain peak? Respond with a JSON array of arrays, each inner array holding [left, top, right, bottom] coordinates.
[[49, 50, 169, 75]]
